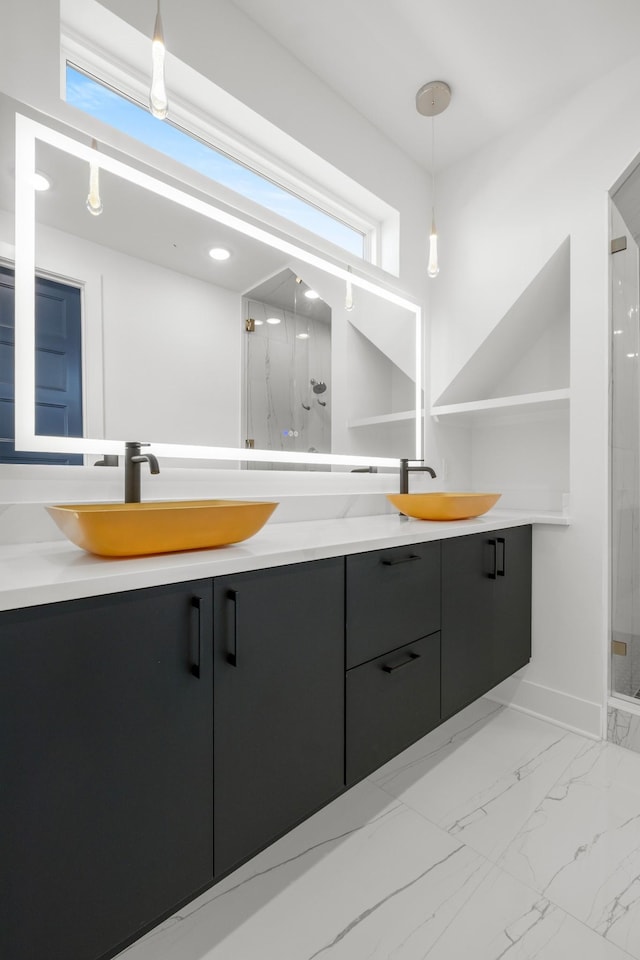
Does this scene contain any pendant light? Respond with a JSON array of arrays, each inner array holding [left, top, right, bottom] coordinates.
[[416, 81, 451, 279], [150, 0, 169, 119], [86, 139, 103, 216]]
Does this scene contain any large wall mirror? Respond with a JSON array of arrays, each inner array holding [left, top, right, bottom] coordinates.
[[5, 98, 422, 469]]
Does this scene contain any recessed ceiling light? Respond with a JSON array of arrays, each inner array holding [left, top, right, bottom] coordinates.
[[254, 318, 264, 325], [304, 289, 320, 299], [614, 329, 623, 335], [266, 317, 281, 325], [296, 332, 310, 340], [33, 172, 50, 191], [208, 247, 231, 261]]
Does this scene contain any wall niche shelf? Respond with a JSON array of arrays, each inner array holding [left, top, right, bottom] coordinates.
[[430, 239, 570, 511], [432, 238, 570, 417], [431, 389, 569, 426]]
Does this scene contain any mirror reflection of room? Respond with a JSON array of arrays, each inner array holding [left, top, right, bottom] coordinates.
[[243, 269, 331, 468]]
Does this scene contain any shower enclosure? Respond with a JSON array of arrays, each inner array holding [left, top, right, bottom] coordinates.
[[610, 181, 640, 702], [242, 269, 331, 469]]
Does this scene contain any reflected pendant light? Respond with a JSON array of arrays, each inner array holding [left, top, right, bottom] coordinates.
[[345, 265, 354, 312], [416, 80, 451, 279], [86, 139, 103, 216], [150, 0, 169, 119]]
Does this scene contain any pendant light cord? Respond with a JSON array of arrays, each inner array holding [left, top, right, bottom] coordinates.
[[431, 115, 436, 229]]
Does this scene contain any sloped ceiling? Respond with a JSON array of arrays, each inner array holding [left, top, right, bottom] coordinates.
[[230, 0, 640, 171]]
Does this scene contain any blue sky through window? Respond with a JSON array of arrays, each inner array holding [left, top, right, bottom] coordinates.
[[65, 66, 364, 257]]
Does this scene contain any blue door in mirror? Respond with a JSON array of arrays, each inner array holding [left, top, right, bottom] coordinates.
[[0, 265, 83, 464]]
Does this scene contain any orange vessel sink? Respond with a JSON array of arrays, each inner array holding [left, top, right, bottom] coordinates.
[[46, 499, 278, 557], [387, 492, 501, 521]]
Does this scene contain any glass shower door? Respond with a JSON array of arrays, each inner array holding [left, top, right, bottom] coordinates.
[[610, 199, 640, 700]]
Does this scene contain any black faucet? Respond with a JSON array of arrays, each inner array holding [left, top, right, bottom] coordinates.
[[399, 458, 437, 493], [124, 442, 160, 503]]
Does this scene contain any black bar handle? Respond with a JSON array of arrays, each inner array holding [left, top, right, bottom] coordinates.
[[381, 554, 421, 566], [488, 539, 497, 580], [382, 651, 421, 673], [190, 596, 203, 678], [497, 537, 506, 577], [227, 589, 238, 666]]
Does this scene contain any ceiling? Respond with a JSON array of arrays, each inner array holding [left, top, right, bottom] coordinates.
[[230, 0, 640, 171]]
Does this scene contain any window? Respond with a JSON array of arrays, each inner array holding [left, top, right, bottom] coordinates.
[[65, 65, 366, 259]]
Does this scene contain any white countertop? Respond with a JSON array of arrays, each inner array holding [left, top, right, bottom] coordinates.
[[0, 508, 568, 612]]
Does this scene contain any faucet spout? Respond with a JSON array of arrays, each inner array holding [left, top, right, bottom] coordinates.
[[124, 442, 161, 503], [399, 458, 437, 494]]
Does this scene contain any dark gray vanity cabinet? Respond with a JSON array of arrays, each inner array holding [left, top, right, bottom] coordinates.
[[0, 525, 533, 960], [441, 525, 532, 719], [345, 542, 441, 784], [0, 580, 214, 960], [212, 557, 345, 878]]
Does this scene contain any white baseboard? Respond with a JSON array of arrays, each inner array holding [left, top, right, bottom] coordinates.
[[485, 675, 603, 739]]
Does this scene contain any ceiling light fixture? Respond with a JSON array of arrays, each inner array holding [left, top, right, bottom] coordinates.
[[33, 172, 50, 192], [266, 317, 281, 325], [208, 247, 231, 261], [149, 0, 168, 119], [86, 139, 103, 216], [416, 80, 451, 279], [304, 289, 320, 300], [296, 332, 310, 340]]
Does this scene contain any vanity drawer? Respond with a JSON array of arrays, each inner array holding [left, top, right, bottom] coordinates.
[[346, 541, 440, 668], [346, 631, 441, 785]]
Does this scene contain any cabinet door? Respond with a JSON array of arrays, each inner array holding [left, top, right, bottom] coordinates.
[[493, 525, 532, 680], [213, 558, 344, 878], [441, 526, 532, 719], [0, 580, 213, 960]]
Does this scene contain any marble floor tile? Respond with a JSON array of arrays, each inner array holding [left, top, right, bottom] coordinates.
[[119, 705, 639, 960], [121, 778, 490, 960], [500, 738, 640, 957], [371, 701, 587, 862], [423, 864, 634, 960]]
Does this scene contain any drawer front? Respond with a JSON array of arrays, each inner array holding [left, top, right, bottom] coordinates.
[[346, 541, 440, 668], [346, 632, 441, 785]]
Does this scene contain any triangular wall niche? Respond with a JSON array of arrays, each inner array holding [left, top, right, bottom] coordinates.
[[433, 237, 570, 409]]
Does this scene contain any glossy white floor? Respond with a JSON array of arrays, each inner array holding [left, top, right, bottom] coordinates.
[[120, 699, 640, 960]]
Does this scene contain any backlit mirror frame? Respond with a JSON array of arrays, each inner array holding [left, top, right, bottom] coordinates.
[[14, 114, 422, 468]]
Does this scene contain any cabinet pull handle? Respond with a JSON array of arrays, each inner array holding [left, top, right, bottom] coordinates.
[[497, 537, 506, 577], [382, 651, 421, 673], [488, 539, 497, 579], [381, 554, 421, 566], [190, 596, 203, 679], [227, 589, 238, 667]]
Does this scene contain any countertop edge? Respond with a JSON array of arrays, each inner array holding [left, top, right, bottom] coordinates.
[[0, 509, 568, 612]]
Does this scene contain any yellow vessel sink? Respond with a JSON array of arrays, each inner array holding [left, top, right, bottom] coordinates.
[[387, 492, 501, 521], [46, 499, 278, 557]]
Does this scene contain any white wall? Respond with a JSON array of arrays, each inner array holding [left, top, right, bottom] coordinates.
[[431, 54, 640, 736]]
